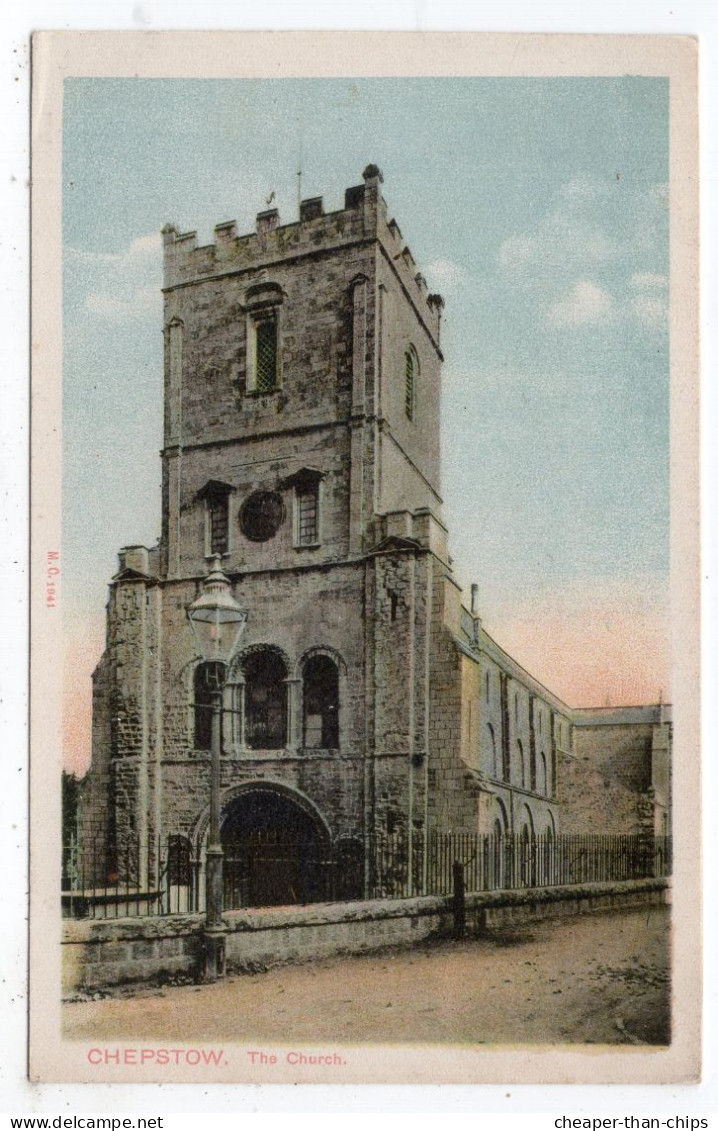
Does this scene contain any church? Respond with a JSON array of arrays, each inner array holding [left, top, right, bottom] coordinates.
[[78, 166, 670, 907]]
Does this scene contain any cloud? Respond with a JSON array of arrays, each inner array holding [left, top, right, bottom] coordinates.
[[496, 179, 668, 332], [630, 272, 668, 327], [67, 231, 162, 267], [497, 236, 539, 270], [631, 294, 668, 328], [85, 286, 160, 322], [650, 182, 669, 208], [497, 177, 620, 277], [548, 280, 613, 326], [498, 225, 616, 273], [558, 176, 606, 200], [631, 272, 668, 291], [67, 231, 163, 323], [426, 257, 469, 292]]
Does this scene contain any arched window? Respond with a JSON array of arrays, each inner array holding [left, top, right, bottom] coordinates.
[[485, 668, 490, 702], [539, 752, 547, 795], [551, 749, 557, 797], [530, 746, 537, 791], [517, 739, 526, 788], [303, 655, 339, 748], [244, 649, 288, 749], [501, 730, 510, 784], [194, 661, 224, 750], [487, 723, 498, 777], [404, 349, 416, 420], [245, 281, 284, 395]]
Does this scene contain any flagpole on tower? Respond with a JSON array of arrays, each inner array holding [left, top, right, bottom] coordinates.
[[297, 102, 303, 217]]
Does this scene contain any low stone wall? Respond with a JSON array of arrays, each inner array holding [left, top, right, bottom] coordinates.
[[62, 878, 668, 994]]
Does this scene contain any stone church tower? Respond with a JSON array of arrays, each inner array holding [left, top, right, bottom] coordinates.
[[81, 165, 483, 902], [77, 165, 670, 910]]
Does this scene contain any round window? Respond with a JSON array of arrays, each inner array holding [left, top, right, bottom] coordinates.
[[239, 490, 286, 542]]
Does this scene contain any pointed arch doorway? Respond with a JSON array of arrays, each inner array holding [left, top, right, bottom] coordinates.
[[221, 787, 330, 909]]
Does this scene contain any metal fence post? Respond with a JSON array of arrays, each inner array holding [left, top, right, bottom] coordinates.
[[452, 860, 466, 937]]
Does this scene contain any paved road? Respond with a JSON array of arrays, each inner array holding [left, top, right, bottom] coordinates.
[[64, 906, 670, 1047]]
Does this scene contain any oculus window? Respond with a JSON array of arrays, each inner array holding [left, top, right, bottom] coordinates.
[[240, 490, 286, 542]]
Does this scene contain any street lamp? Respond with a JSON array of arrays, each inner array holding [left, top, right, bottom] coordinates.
[[187, 555, 248, 982]]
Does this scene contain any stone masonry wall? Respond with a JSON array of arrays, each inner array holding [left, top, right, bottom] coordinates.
[[426, 571, 479, 833], [62, 879, 668, 993], [559, 723, 654, 835]]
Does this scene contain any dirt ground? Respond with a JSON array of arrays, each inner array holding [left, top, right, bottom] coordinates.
[[63, 906, 670, 1047]]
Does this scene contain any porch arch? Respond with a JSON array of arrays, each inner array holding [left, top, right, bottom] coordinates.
[[190, 778, 332, 849], [191, 781, 333, 909]]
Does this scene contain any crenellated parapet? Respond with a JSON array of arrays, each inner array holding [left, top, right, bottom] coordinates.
[[161, 164, 444, 346]]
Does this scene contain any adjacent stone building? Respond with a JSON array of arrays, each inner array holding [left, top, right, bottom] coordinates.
[[563, 704, 672, 838], [78, 166, 670, 905]]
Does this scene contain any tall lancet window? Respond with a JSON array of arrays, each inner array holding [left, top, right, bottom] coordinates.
[[244, 281, 284, 395], [404, 349, 416, 420], [254, 314, 278, 392]]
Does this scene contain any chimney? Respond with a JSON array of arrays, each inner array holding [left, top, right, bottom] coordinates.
[[470, 584, 479, 615]]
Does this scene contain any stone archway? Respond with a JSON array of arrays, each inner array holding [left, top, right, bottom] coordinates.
[[220, 786, 330, 909]]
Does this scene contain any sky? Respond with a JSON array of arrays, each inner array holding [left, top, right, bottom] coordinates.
[[62, 76, 670, 775]]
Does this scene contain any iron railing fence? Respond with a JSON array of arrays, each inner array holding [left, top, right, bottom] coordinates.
[[369, 831, 672, 899], [62, 829, 672, 920]]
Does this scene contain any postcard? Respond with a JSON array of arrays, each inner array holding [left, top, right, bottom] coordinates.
[[30, 30, 700, 1085]]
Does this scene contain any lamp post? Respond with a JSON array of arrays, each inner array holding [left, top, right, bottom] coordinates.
[[187, 556, 248, 982]]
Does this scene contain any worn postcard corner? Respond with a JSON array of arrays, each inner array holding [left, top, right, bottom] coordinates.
[[30, 29, 700, 1086]]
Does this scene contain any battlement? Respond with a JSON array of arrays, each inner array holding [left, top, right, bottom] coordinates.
[[162, 165, 444, 342]]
